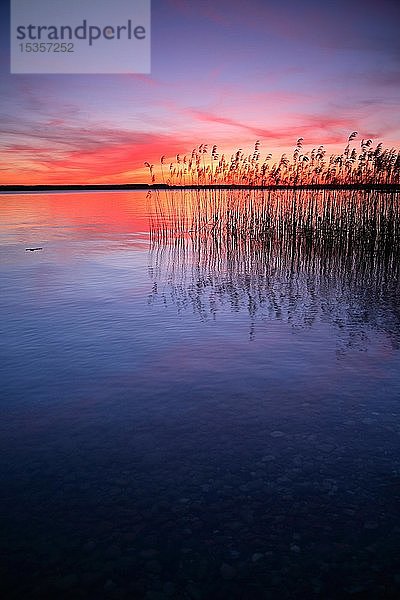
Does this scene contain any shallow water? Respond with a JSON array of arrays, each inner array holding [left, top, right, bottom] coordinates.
[[1, 190, 400, 599]]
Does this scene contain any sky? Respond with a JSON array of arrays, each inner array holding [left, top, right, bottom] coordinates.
[[1, 0, 400, 184]]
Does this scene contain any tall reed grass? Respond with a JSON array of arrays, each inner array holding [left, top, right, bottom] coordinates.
[[148, 188, 400, 247], [145, 134, 400, 186], [147, 188, 400, 346]]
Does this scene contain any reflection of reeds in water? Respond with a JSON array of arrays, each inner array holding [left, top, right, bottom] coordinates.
[[148, 189, 400, 348]]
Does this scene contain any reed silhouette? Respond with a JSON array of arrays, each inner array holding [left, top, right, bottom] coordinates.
[[145, 134, 400, 186], [147, 188, 400, 347], [148, 187, 400, 242]]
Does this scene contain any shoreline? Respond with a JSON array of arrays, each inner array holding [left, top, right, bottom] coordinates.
[[1, 183, 400, 194]]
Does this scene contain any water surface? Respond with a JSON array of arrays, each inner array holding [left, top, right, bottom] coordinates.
[[1, 190, 400, 599]]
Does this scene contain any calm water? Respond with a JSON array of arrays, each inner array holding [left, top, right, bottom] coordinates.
[[1, 190, 400, 599]]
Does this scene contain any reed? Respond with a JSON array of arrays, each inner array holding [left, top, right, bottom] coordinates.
[[145, 134, 400, 187], [148, 189, 400, 347], [149, 188, 400, 249]]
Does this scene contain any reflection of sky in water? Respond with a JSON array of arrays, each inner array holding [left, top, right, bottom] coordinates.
[[1, 191, 400, 599], [1, 190, 400, 421]]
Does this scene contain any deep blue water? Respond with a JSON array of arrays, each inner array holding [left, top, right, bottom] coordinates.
[[1, 191, 400, 599]]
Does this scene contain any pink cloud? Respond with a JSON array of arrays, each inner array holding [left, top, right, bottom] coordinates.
[[185, 108, 359, 146], [0, 121, 192, 184]]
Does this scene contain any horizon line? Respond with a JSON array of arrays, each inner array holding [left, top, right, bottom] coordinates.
[[2, 183, 400, 194]]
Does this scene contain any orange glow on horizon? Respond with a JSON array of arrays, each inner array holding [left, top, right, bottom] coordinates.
[[1, 135, 399, 187]]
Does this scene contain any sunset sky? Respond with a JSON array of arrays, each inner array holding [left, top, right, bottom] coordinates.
[[1, 0, 400, 184]]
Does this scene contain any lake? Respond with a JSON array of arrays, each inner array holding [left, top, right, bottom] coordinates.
[[1, 189, 400, 599]]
